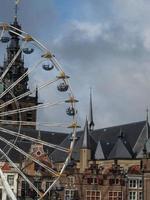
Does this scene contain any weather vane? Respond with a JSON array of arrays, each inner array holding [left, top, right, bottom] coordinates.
[[14, 0, 21, 18]]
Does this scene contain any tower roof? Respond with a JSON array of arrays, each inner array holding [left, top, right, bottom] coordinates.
[[82, 117, 90, 149]]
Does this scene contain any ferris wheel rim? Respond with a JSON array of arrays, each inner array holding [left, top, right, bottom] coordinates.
[[0, 22, 79, 199]]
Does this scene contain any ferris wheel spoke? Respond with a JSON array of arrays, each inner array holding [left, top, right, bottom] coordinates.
[[0, 21, 78, 198], [0, 28, 5, 40], [0, 58, 45, 99], [0, 41, 27, 82], [0, 100, 66, 117], [9, 24, 28, 36], [0, 78, 59, 110], [50, 56, 64, 72], [40, 177, 61, 200], [66, 79, 74, 97], [9, 29, 25, 40], [0, 119, 69, 128], [0, 148, 42, 197], [0, 127, 70, 153], [32, 41, 64, 72], [0, 135, 60, 177]]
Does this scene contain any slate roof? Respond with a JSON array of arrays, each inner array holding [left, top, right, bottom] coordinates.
[[95, 140, 105, 160], [0, 120, 148, 163], [51, 131, 96, 162], [108, 134, 133, 159], [133, 121, 148, 154], [51, 120, 148, 162], [92, 121, 147, 148]]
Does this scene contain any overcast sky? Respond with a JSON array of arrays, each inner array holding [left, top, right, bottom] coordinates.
[[1, 0, 150, 129]]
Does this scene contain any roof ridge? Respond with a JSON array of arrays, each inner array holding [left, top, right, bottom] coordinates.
[[94, 120, 146, 132]]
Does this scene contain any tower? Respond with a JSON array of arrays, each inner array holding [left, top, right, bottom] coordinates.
[[0, 3, 38, 128], [80, 118, 91, 172]]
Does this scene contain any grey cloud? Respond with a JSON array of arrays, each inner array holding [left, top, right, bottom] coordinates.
[[49, 18, 150, 128], [1, 0, 150, 130]]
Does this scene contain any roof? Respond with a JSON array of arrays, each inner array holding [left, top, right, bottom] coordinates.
[[95, 140, 105, 160], [133, 121, 149, 154], [51, 121, 147, 162], [0, 126, 68, 163], [0, 120, 148, 163], [108, 135, 133, 159], [81, 118, 90, 149]]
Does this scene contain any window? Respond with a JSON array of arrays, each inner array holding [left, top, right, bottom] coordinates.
[[34, 181, 41, 190], [65, 189, 78, 200], [7, 175, 14, 186], [129, 191, 137, 200], [129, 178, 142, 189], [138, 179, 142, 188], [139, 192, 142, 200], [68, 176, 75, 186], [91, 178, 98, 184], [7, 116, 12, 120], [115, 179, 119, 184], [87, 177, 98, 185], [86, 190, 101, 200], [26, 111, 32, 121], [108, 191, 122, 200], [46, 181, 53, 189], [129, 179, 137, 188]]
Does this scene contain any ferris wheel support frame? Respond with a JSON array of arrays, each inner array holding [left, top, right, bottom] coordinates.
[[0, 168, 17, 200], [0, 22, 79, 200]]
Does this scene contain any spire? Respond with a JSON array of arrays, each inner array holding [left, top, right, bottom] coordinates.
[[146, 108, 149, 123], [2, 2, 29, 97], [82, 117, 90, 149], [14, 0, 21, 20], [89, 88, 94, 132], [38, 130, 41, 140], [11, 0, 21, 32], [118, 128, 124, 139], [35, 86, 38, 104]]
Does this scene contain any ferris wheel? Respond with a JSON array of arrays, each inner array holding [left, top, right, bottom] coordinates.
[[0, 21, 78, 200]]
